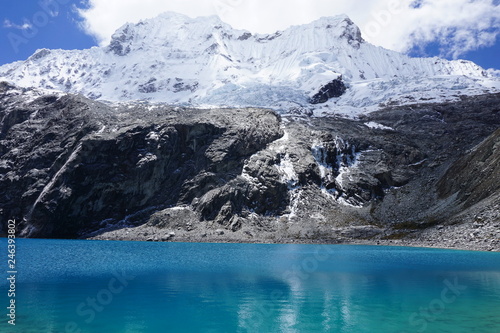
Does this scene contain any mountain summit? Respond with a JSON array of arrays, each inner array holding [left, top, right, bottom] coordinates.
[[0, 12, 498, 116]]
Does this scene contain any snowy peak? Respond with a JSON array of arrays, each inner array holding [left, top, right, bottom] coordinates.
[[107, 12, 364, 57], [290, 15, 364, 47], [108, 12, 231, 56], [0, 12, 498, 117]]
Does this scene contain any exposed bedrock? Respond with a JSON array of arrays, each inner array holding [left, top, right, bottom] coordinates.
[[1, 83, 499, 249]]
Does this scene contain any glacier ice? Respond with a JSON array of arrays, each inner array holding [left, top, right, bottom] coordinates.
[[0, 11, 498, 118]]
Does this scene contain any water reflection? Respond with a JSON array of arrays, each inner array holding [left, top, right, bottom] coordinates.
[[2, 240, 500, 333]]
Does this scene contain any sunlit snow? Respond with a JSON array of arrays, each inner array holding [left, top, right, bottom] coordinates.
[[0, 12, 498, 118]]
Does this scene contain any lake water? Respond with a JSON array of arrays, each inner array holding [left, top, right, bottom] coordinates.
[[1, 239, 499, 333]]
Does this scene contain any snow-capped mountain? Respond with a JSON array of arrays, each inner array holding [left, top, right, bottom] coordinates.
[[0, 12, 498, 116]]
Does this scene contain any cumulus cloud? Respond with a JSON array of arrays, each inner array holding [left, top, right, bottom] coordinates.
[[371, 0, 500, 59], [76, 0, 500, 59]]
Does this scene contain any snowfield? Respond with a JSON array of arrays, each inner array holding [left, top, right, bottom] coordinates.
[[0, 12, 498, 118]]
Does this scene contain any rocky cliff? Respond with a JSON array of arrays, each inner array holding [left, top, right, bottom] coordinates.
[[0, 82, 499, 250]]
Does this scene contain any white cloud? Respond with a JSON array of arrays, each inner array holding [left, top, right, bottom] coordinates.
[[77, 0, 500, 59], [3, 19, 33, 31]]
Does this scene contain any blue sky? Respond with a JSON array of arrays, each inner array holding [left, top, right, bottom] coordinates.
[[0, 0, 95, 65], [0, 0, 499, 70]]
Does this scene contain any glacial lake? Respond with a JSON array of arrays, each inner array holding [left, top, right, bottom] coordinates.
[[1, 239, 499, 333]]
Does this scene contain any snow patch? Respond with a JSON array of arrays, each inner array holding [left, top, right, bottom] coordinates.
[[311, 137, 363, 207], [28, 144, 82, 220], [136, 153, 157, 167], [276, 153, 298, 188], [364, 122, 394, 131]]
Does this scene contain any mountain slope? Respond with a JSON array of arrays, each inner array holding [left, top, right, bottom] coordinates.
[[1, 83, 499, 250], [0, 12, 498, 117]]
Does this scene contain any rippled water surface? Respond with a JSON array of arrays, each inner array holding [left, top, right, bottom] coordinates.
[[1, 239, 499, 332]]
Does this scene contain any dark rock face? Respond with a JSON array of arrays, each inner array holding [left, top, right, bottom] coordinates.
[[338, 17, 364, 48], [437, 128, 500, 208], [308, 134, 411, 205], [138, 78, 158, 93], [0, 83, 283, 238], [0, 85, 109, 238], [108, 24, 134, 56], [238, 32, 252, 41], [1, 82, 499, 248], [309, 78, 347, 104]]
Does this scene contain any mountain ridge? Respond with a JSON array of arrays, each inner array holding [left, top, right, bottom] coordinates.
[[0, 12, 498, 117]]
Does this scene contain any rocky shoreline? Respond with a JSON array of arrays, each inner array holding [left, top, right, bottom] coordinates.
[[86, 213, 500, 252]]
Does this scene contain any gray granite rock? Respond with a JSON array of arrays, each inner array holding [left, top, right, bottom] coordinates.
[[1, 82, 499, 251]]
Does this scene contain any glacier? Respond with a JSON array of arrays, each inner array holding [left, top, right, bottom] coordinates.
[[0, 11, 498, 117]]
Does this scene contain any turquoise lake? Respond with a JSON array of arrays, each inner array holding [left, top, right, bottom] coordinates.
[[1, 239, 499, 333]]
